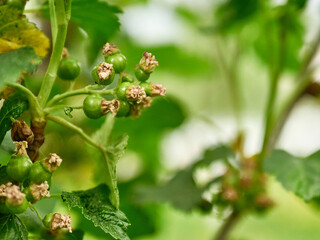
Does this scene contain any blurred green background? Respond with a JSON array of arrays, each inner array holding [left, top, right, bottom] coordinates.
[[7, 0, 320, 239]]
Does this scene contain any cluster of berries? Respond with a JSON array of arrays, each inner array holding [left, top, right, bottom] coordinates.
[[56, 43, 166, 119], [0, 138, 72, 232]]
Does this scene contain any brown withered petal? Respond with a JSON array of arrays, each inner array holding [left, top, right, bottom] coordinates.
[[11, 120, 34, 145]]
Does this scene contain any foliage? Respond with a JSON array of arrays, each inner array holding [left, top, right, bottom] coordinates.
[[0, 214, 28, 240], [62, 184, 130, 240]]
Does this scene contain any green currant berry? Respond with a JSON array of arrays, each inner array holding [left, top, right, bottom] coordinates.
[[116, 82, 131, 101], [139, 82, 152, 96], [105, 53, 127, 73], [29, 161, 52, 184], [135, 66, 150, 82], [6, 155, 32, 182], [83, 95, 103, 119], [121, 73, 134, 83], [57, 57, 81, 81], [6, 0, 26, 10], [92, 62, 115, 85], [43, 213, 54, 228], [116, 101, 131, 117], [5, 198, 28, 214]]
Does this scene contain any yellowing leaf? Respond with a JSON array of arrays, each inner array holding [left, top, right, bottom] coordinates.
[[0, 5, 50, 57]]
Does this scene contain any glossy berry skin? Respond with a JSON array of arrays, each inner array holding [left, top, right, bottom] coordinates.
[[83, 95, 103, 119], [135, 67, 150, 82], [116, 82, 131, 100], [6, 155, 32, 182], [116, 101, 131, 117], [92, 64, 115, 86], [29, 161, 52, 184], [5, 198, 28, 214], [105, 53, 127, 73], [43, 213, 54, 228], [23, 187, 34, 202], [139, 82, 152, 96], [57, 57, 81, 81]]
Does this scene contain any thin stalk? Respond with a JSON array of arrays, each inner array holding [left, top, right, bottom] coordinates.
[[214, 211, 241, 240], [47, 115, 104, 150], [215, 38, 242, 132], [46, 86, 114, 107], [264, 29, 320, 153], [6, 83, 43, 118], [49, 0, 57, 47], [260, 16, 287, 159], [44, 105, 82, 114], [28, 203, 43, 221], [37, 0, 69, 107]]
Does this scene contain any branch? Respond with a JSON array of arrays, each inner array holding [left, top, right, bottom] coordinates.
[[214, 211, 241, 240], [46, 86, 114, 107]]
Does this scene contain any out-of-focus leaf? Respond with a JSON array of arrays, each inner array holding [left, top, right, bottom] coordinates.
[[42, 0, 121, 63], [134, 146, 233, 212], [0, 47, 41, 89], [214, 0, 262, 31], [114, 96, 186, 177], [0, 214, 28, 240], [265, 150, 320, 201], [288, 0, 308, 9], [253, 5, 304, 70], [62, 184, 130, 240], [119, 41, 212, 76], [0, 5, 49, 57], [0, 94, 28, 145]]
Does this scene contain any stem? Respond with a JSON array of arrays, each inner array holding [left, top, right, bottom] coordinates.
[[49, 0, 57, 47], [28, 203, 43, 221], [46, 86, 114, 107], [260, 15, 287, 159], [44, 105, 82, 114], [48, 193, 62, 199], [264, 29, 320, 153], [6, 83, 43, 118], [47, 115, 104, 150], [214, 211, 241, 240], [37, 0, 69, 107], [215, 38, 242, 131]]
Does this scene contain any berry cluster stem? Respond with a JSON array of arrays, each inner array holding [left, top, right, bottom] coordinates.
[[37, 0, 70, 107]]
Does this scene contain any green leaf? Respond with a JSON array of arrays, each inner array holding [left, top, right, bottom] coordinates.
[[61, 184, 130, 240], [91, 114, 128, 209], [0, 47, 41, 89], [0, 5, 49, 57], [264, 150, 320, 201], [0, 94, 28, 145], [134, 146, 233, 212], [0, 214, 28, 240]]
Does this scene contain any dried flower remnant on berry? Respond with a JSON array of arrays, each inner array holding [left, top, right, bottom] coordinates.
[[222, 186, 238, 203], [51, 213, 72, 233], [97, 62, 113, 82], [139, 96, 152, 109], [102, 43, 120, 56], [139, 52, 159, 73], [101, 99, 120, 116], [126, 86, 146, 103], [42, 153, 62, 172], [150, 83, 166, 97], [30, 181, 50, 200], [254, 194, 274, 209], [0, 183, 11, 199], [13, 141, 28, 156], [6, 184, 25, 206]]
